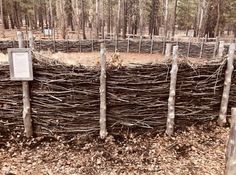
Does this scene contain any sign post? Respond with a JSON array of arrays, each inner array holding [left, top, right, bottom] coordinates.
[[8, 31, 33, 138]]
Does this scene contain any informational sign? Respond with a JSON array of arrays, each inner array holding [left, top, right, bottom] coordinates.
[[8, 48, 33, 81], [44, 29, 52, 36], [188, 30, 195, 37]]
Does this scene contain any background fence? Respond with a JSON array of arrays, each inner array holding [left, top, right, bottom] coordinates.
[[0, 39, 230, 58]]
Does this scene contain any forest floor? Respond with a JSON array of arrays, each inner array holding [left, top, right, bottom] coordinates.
[[0, 122, 228, 175]]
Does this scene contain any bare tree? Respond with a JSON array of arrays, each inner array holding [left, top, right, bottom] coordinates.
[[164, 0, 168, 37], [72, 0, 81, 39], [96, 0, 100, 39], [0, 0, 5, 38], [139, 0, 144, 36], [171, 0, 178, 38]]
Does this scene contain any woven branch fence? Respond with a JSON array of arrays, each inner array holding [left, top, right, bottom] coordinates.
[[0, 39, 230, 58], [1, 54, 235, 137]]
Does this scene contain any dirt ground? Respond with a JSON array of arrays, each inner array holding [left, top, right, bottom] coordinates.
[[0, 122, 228, 175]]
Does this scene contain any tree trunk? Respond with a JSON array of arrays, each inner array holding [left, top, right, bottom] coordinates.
[[107, 0, 111, 36], [122, 0, 127, 39], [96, 0, 100, 39], [101, 0, 105, 39], [116, 0, 121, 39], [0, 0, 5, 38], [81, 0, 86, 39], [164, 0, 168, 37], [171, 0, 178, 38], [72, 0, 81, 39], [139, 0, 144, 36], [214, 0, 221, 37]]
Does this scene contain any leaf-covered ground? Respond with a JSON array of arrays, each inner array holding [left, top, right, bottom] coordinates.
[[0, 123, 228, 175]]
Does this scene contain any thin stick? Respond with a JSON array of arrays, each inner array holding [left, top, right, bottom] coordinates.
[[166, 45, 178, 136], [100, 43, 107, 139], [218, 43, 235, 125]]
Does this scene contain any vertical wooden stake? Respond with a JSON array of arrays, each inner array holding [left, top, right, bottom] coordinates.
[[218, 43, 235, 125], [199, 38, 204, 58], [213, 37, 219, 59], [150, 34, 154, 54], [91, 37, 94, 52], [139, 35, 142, 53], [162, 37, 166, 54], [225, 108, 236, 175], [165, 43, 172, 59], [28, 31, 34, 49], [166, 45, 178, 136], [127, 35, 130, 53], [218, 41, 225, 58], [187, 37, 191, 58], [115, 34, 118, 52], [100, 43, 107, 139], [17, 31, 33, 138]]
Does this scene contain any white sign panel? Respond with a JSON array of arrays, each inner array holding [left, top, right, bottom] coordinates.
[[8, 48, 33, 81], [44, 29, 52, 36], [12, 52, 30, 78]]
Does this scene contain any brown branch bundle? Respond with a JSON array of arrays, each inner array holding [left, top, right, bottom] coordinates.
[[0, 56, 229, 137]]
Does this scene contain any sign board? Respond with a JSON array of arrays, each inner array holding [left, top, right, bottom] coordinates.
[[188, 30, 195, 37], [8, 48, 33, 81], [44, 29, 52, 36]]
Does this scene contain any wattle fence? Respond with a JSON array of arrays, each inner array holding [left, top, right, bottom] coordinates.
[[0, 56, 233, 137]]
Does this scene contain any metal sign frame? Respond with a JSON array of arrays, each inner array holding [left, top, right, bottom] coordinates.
[[8, 48, 33, 81]]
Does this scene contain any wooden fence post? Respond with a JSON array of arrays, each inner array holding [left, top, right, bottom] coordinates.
[[100, 43, 107, 139], [225, 108, 236, 175], [150, 34, 154, 54], [199, 38, 204, 58], [139, 35, 142, 53], [166, 45, 178, 136], [162, 37, 166, 54], [127, 35, 130, 53], [218, 43, 236, 125], [165, 43, 172, 59], [187, 37, 191, 58], [218, 41, 225, 58], [28, 31, 34, 49], [17, 31, 33, 138], [213, 37, 219, 59]]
